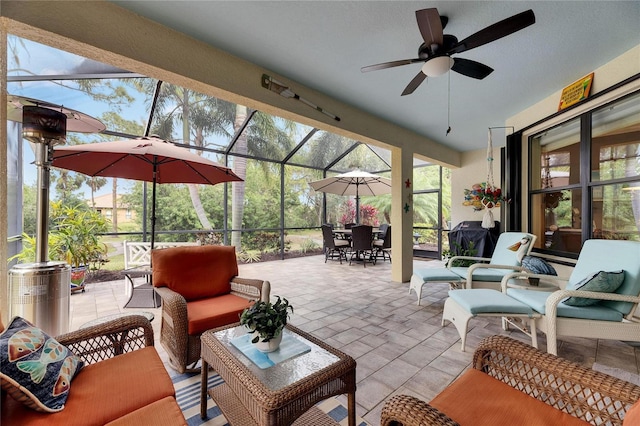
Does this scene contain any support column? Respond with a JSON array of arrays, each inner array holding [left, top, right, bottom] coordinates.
[[391, 147, 413, 282], [1, 27, 8, 325]]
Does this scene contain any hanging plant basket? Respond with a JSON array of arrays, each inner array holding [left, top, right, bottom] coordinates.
[[463, 182, 508, 211]]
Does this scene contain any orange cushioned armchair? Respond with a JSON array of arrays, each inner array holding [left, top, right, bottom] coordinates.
[[152, 245, 270, 373]]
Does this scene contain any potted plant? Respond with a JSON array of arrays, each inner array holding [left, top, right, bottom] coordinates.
[[239, 296, 293, 352], [9, 201, 110, 291]]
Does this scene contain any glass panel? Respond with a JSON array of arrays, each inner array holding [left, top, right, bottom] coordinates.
[[531, 188, 582, 254], [284, 166, 323, 228], [121, 181, 226, 242], [233, 113, 299, 161], [240, 159, 281, 229], [366, 145, 392, 168], [149, 82, 235, 152], [288, 131, 358, 168], [530, 118, 581, 190], [414, 164, 441, 191], [413, 192, 440, 254], [592, 182, 640, 241], [591, 92, 640, 182], [333, 144, 389, 173]]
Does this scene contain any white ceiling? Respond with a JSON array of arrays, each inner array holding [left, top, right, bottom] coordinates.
[[111, 1, 639, 152]]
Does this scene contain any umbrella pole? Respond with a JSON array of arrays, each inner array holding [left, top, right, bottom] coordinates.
[[355, 184, 360, 224], [150, 160, 157, 250]]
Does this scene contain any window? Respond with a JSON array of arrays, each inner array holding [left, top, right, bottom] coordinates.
[[528, 91, 640, 256]]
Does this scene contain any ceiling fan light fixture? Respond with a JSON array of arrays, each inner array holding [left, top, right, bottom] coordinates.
[[421, 56, 453, 77]]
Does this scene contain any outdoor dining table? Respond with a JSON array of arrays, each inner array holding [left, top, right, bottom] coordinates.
[[332, 227, 380, 238]]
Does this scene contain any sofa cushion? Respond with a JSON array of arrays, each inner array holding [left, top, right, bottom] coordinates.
[[105, 396, 186, 426], [187, 294, 252, 335], [564, 270, 625, 306], [0, 346, 174, 426], [521, 255, 557, 276], [0, 317, 84, 413], [623, 398, 640, 426], [506, 289, 623, 322], [152, 245, 238, 301], [430, 369, 589, 426]]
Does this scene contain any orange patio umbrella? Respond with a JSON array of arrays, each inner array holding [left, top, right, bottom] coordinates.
[[52, 136, 242, 249]]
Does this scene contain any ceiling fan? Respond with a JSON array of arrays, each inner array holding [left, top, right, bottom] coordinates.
[[361, 8, 535, 96]]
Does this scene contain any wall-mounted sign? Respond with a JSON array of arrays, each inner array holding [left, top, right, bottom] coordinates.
[[558, 73, 594, 111]]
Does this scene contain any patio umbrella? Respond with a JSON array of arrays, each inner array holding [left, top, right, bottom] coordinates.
[[309, 170, 392, 224], [52, 135, 242, 249]]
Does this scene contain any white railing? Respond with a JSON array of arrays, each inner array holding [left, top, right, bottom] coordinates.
[[123, 240, 199, 269]]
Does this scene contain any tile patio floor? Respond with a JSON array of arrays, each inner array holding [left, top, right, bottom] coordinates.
[[70, 255, 640, 425]]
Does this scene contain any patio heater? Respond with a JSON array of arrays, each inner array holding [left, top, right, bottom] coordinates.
[[7, 98, 104, 336]]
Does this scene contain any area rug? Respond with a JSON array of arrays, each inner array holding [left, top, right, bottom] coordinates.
[[592, 363, 640, 386], [171, 370, 369, 425]]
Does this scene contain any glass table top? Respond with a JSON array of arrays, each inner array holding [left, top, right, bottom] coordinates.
[[212, 325, 341, 391]]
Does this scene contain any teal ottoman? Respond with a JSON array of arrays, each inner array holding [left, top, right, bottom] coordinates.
[[410, 268, 464, 305], [442, 289, 541, 351]]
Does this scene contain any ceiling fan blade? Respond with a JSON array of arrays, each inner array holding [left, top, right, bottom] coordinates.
[[416, 8, 443, 46], [448, 9, 535, 54], [361, 58, 425, 73], [401, 72, 427, 96], [451, 58, 494, 79]]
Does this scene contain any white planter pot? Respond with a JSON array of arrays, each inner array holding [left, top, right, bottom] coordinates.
[[254, 331, 283, 353]]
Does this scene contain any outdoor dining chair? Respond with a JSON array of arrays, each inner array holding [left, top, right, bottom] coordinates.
[[373, 225, 391, 263], [349, 225, 375, 267], [322, 224, 350, 264]]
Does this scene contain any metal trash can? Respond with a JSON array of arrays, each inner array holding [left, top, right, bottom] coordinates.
[[8, 261, 71, 336]]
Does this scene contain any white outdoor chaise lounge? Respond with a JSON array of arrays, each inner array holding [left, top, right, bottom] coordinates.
[[410, 232, 536, 305], [442, 239, 640, 355]]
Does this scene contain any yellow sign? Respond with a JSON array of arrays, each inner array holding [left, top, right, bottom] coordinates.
[[558, 73, 594, 111]]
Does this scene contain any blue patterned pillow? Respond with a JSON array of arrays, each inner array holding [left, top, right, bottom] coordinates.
[[564, 270, 625, 307], [521, 256, 557, 276], [0, 317, 84, 412]]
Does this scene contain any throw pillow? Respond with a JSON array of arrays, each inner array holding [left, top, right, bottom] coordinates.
[[521, 255, 558, 276], [563, 270, 625, 307], [0, 317, 84, 412]]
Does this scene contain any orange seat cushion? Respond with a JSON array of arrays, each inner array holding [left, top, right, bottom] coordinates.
[[105, 396, 186, 426], [1, 347, 175, 426], [152, 245, 238, 301], [430, 369, 590, 426], [624, 398, 640, 425], [187, 294, 252, 335]]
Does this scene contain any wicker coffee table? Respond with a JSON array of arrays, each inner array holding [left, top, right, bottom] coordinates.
[[200, 323, 356, 425]]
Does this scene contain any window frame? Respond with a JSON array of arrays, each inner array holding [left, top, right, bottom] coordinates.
[[524, 87, 640, 258]]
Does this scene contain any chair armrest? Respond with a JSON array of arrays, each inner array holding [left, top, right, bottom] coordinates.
[[231, 277, 271, 303], [544, 289, 640, 318], [500, 271, 569, 292], [381, 395, 459, 426], [464, 263, 525, 287], [56, 315, 154, 365], [473, 335, 640, 422], [155, 286, 189, 334], [446, 256, 490, 268]]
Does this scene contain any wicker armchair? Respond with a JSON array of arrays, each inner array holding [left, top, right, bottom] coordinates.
[[381, 335, 640, 426], [57, 314, 154, 364], [152, 245, 270, 373]]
